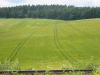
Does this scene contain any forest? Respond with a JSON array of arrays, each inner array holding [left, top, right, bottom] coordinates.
[[0, 4, 100, 20]]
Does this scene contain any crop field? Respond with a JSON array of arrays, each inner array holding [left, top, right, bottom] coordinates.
[[0, 18, 100, 70]]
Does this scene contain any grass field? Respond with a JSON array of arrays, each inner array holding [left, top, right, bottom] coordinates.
[[0, 18, 100, 70]]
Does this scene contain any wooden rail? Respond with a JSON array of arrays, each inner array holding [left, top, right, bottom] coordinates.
[[0, 69, 93, 75]]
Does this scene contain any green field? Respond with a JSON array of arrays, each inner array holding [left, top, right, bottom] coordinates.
[[0, 18, 100, 70]]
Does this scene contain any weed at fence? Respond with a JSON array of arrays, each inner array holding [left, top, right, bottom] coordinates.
[[60, 56, 99, 70], [0, 58, 21, 70]]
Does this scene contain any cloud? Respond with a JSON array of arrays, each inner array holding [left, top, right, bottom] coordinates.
[[0, 0, 26, 7], [93, 0, 100, 6], [0, 0, 100, 7], [20, 0, 100, 7], [0, 0, 11, 7]]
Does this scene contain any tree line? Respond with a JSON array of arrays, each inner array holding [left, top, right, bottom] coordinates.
[[0, 4, 100, 20]]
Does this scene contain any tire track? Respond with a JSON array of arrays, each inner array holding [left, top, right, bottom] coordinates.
[[66, 25, 100, 59], [7, 39, 24, 60], [60, 24, 97, 54], [7, 24, 47, 62], [10, 31, 36, 61], [60, 24, 100, 61], [68, 25, 96, 42], [54, 24, 83, 66], [68, 24, 99, 54], [7, 20, 27, 61], [54, 25, 69, 61], [54, 25, 77, 64], [59, 25, 86, 55]]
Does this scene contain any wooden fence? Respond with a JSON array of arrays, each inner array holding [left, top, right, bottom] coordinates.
[[0, 69, 93, 75]]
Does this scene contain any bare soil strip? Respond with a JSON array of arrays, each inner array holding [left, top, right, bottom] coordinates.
[[8, 23, 48, 61], [0, 22, 4, 26], [8, 21, 21, 27]]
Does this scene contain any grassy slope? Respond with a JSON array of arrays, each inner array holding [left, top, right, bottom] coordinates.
[[0, 18, 100, 70]]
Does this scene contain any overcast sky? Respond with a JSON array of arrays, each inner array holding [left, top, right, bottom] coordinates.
[[0, 0, 100, 7]]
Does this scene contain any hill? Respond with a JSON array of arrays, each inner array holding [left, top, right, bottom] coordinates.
[[0, 18, 100, 70]]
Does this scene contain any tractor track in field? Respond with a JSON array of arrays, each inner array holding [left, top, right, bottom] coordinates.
[[10, 32, 35, 61], [59, 25, 85, 55], [60, 25, 95, 56], [54, 25, 68, 61], [68, 25, 99, 54], [0, 21, 21, 35], [68, 25, 96, 43], [7, 25, 47, 62], [60, 24, 100, 59], [54, 25, 78, 64], [7, 32, 35, 61], [7, 40, 24, 60]]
